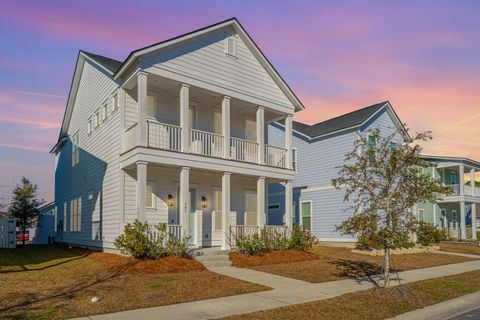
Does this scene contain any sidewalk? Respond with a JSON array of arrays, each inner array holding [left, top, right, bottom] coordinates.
[[71, 259, 480, 320], [389, 290, 480, 320]]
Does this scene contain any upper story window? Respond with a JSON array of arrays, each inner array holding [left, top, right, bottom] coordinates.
[[102, 103, 108, 121], [389, 141, 397, 151], [451, 171, 457, 185], [225, 36, 236, 57], [111, 94, 118, 112], [292, 148, 297, 171], [213, 110, 222, 134], [94, 112, 99, 128], [87, 119, 92, 134], [71, 132, 80, 166], [245, 118, 256, 141]]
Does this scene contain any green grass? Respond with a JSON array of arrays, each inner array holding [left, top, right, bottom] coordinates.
[[0, 245, 85, 273], [8, 308, 57, 320]]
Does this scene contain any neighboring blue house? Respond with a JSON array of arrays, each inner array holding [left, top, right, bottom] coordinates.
[[267, 101, 409, 242]]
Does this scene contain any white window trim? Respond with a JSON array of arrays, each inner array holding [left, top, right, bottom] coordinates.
[[418, 209, 425, 222], [292, 147, 297, 171], [111, 94, 118, 113], [224, 35, 237, 57], [300, 200, 313, 229], [102, 102, 108, 122]]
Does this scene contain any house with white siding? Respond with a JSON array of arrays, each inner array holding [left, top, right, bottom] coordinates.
[[50, 18, 302, 251], [417, 156, 480, 240], [267, 101, 409, 242]]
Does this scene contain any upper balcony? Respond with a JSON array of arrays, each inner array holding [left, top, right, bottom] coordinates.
[[120, 71, 294, 171], [429, 160, 480, 201]]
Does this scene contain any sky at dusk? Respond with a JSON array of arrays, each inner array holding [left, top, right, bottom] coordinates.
[[1, 0, 480, 204]]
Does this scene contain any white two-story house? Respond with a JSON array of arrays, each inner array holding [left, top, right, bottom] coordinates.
[[51, 18, 303, 251]]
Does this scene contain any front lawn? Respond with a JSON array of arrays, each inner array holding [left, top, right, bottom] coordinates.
[[0, 245, 267, 320], [224, 269, 480, 320], [231, 246, 474, 283], [440, 242, 480, 256]]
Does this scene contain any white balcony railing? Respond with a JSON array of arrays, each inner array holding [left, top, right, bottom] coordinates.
[[230, 137, 258, 163], [190, 129, 224, 157], [265, 144, 287, 168], [147, 121, 182, 151], [465, 185, 473, 196], [147, 224, 182, 242], [476, 187, 480, 197], [446, 184, 460, 196]]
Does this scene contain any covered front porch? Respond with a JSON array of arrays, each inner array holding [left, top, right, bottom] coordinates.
[[120, 163, 293, 249]]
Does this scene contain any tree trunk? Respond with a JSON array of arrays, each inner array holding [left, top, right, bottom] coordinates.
[[384, 246, 390, 287]]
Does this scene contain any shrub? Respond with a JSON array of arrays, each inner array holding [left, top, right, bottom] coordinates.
[[416, 221, 448, 246], [114, 220, 191, 259], [235, 226, 316, 255], [288, 226, 317, 250]]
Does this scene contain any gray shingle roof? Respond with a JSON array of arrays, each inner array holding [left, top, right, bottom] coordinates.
[[81, 51, 122, 74], [284, 101, 388, 138]]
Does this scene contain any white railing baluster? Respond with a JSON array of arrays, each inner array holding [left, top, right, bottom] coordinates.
[[265, 145, 287, 168], [189, 129, 224, 157], [147, 121, 182, 151], [230, 137, 258, 163]]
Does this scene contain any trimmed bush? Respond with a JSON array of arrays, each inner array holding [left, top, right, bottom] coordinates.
[[235, 226, 316, 255], [114, 220, 191, 259], [416, 221, 448, 246]]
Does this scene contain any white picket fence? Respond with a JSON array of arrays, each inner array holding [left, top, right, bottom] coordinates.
[[0, 218, 16, 248]]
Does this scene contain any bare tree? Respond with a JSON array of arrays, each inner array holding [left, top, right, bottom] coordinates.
[[332, 127, 450, 287]]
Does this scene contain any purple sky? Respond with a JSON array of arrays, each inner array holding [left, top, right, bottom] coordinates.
[[1, 0, 480, 204]]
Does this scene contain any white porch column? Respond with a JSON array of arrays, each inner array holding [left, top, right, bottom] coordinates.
[[459, 164, 465, 195], [221, 172, 231, 250], [460, 201, 466, 239], [472, 203, 477, 240], [179, 167, 190, 237], [257, 177, 266, 227], [180, 84, 190, 152], [256, 106, 265, 165], [136, 161, 148, 222], [285, 114, 293, 169], [222, 96, 231, 159], [285, 180, 293, 229], [137, 71, 148, 147], [471, 168, 476, 196]]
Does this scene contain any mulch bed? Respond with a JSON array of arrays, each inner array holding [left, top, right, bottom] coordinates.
[[230, 250, 318, 267], [88, 252, 204, 274]]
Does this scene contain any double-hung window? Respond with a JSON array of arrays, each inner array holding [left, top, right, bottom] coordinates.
[[70, 197, 82, 232], [102, 103, 108, 121], [111, 94, 118, 113], [389, 141, 397, 151], [300, 201, 312, 230], [292, 148, 297, 171]]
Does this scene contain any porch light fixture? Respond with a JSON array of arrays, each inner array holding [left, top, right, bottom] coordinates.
[[201, 196, 208, 208], [167, 194, 175, 207]]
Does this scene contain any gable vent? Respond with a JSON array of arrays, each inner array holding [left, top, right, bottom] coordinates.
[[225, 36, 236, 56]]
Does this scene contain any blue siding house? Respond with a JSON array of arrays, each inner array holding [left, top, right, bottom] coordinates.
[[267, 101, 409, 242]]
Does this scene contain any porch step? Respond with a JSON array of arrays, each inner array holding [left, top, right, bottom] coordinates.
[[192, 248, 232, 268]]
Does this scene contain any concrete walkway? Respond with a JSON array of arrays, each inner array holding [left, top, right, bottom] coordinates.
[[71, 259, 480, 320], [389, 290, 480, 320], [208, 266, 310, 289]]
